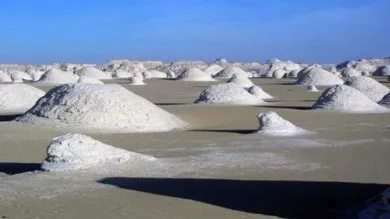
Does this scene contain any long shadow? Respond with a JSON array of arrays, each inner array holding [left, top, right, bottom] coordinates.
[[260, 105, 312, 110], [190, 129, 256, 134], [0, 162, 42, 175], [0, 114, 22, 122], [154, 103, 187, 106], [98, 177, 387, 219]]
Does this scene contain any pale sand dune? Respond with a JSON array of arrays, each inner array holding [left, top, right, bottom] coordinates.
[[0, 78, 389, 219]]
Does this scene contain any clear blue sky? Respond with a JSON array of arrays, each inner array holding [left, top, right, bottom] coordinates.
[[0, 0, 389, 64]]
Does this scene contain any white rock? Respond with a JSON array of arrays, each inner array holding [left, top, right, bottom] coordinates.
[[168, 71, 177, 79], [345, 76, 389, 102], [130, 76, 146, 85], [287, 69, 301, 78], [78, 76, 104, 84], [204, 64, 224, 76], [312, 85, 388, 113], [342, 67, 362, 78], [307, 84, 319, 92], [295, 67, 344, 86], [195, 83, 265, 105], [372, 66, 390, 76], [0, 84, 45, 113], [273, 69, 286, 79], [213, 66, 248, 79], [134, 72, 144, 78], [257, 111, 307, 136], [248, 85, 273, 99], [76, 67, 112, 79], [0, 72, 12, 82], [41, 133, 156, 171], [113, 70, 133, 78], [144, 70, 167, 79], [226, 74, 254, 88], [28, 70, 45, 81], [39, 69, 79, 84], [9, 70, 33, 82], [177, 67, 215, 81], [142, 71, 152, 79], [16, 84, 187, 132]]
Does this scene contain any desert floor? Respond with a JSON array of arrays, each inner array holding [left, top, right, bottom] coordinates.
[[0, 78, 389, 219]]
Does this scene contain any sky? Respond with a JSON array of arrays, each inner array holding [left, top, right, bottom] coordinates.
[[0, 0, 389, 64]]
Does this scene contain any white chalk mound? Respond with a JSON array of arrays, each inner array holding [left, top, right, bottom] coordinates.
[[296, 68, 344, 86], [41, 133, 156, 171], [273, 69, 286, 79], [76, 67, 112, 79], [312, 85, 388, 113], [226, 74, 254, 88], [0, 72, 12, 82], [0, 84, 45, 113], [113, 70, 133, 78], [195, 83, 264, 105], [213, 66, 248, 79], [9, 70, 32, 82], [16, 84, 187, 132], [372, 65, 390, 76], [144, 70, 167, 79], [177, 67, 215, 81], [130, 76, 146, 85], [257, 111, 307, 136], [345, 76, 389, 102], [78, 76, 104, 84], [39, 69, 79, 84], [379, 92, 390, 105], [307, 84, 319, 92], [204, 64, 224, 76], [248, 85, 273, 99]]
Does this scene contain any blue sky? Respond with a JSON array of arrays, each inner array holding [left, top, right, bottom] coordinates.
[[0, 0, 389, 64]]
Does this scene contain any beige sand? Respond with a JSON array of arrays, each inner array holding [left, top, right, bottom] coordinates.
[[0, 78, 389, 219]]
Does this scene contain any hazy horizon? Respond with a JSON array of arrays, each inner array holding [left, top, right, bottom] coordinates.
[[1, 0, 389, 64]]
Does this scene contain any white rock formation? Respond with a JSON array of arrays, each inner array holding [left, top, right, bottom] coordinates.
[[113, 70, 133, 78], [226, 74, 254, 88], [307, 84, 319, 92], [144, 70, 167, 79], [379, 92, 390, 105], [142, 71, 152, 79], [312, 85, 388, 113], [168, 71, 177, 79], [0, 84, 45, 113], [342, 67, 362, 78], [28, 70, 45, 81], [273, 69, 287, 79], [76, 67, 111, 79], [248, 85, 273, 99], [78, 76, 104, 84], [287, 69, 301, 78], [38, 69, 79, 84], [176, 67, 215, 81], [41, 133, 156, 171], [130, 76, 146, 85], [204, 64, 224, 76], [0, 72, 12, 82], [9, 70, 33, 82], [16, 84, 187, 132], [373, 65, 390, 76], [213, 66, 248, 79], [345, 76, 389, 102], [195, 83, 265, 105], [295, 67, 344, 86], [256, 111, 307, 136]]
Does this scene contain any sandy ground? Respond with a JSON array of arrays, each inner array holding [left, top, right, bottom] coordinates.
[[0, 78, 389, 219]]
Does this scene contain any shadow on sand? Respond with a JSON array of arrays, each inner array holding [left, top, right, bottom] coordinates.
[[260, 105, 312, 110], [98, 177, 387, 219], [0, 114, 22, 122], [190, 129, 256, 134], [0, 162, 42, 175]]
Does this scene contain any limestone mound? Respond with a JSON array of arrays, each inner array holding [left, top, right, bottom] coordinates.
[[144, 70, 167, 79], [16, 84, 187, 132], [9, 70, 33, 82], [248, 85, 273, 99], [213, 66, 248, 79], [195, 83, 264, 105], [177, 67, 215, 81], [307, 84, 319, 92], [130, 77, 146, 85], [76, 67, 112, 79], [257, 111, 307, 136], [0, 72, 12, 82], [372, 65, 390, 76], [295, 68, 344, 86], [39, 69, 79, 84], [204, 64, 224, 76], [312, 85, 388, 113], [345, 76, 389, 102], [226, 74, 254, 88], [78, 76, 104, 84], [113, 70, 133, 78], [41, 133, 156, 171], [0, 84, 45, 113], [342, 67, 362, 78]]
